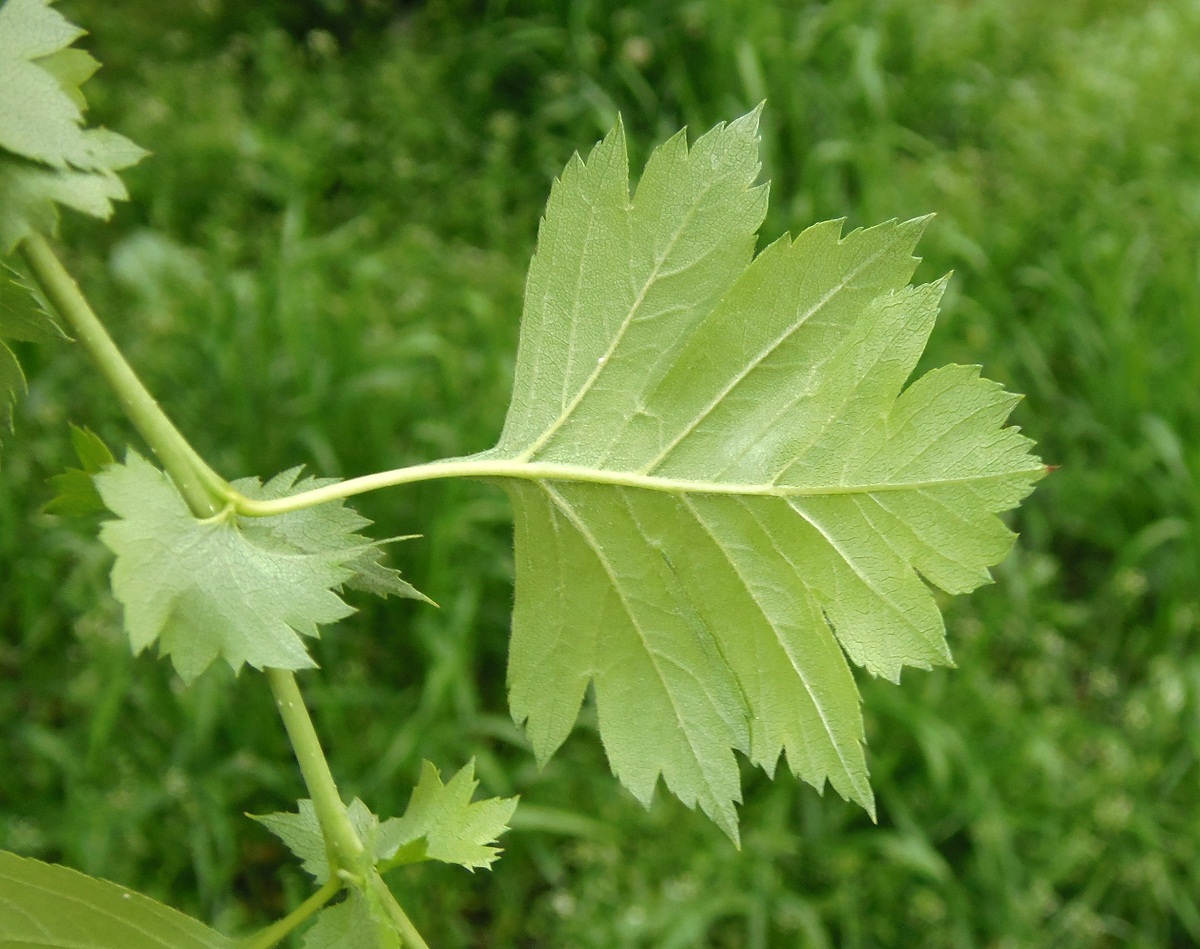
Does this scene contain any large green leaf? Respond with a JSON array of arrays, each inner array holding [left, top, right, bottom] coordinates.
[[466, 109, 1045, 841], [0, 851, 232, 948], [0, 0, 146, 252]]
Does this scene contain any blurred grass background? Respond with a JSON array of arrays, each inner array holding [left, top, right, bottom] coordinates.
[[2, 0, 1199, 945]]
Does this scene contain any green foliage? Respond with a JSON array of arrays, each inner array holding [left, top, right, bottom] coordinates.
[[491, 111, 1043, 840], [0, 849, 232, 948], [0, 0, 146, 252], [1, 0, 1197, 946], [0, 261, 61, 442], [301, 892, 400, 949], [44, 423, 113, 515], [253, 761, 517, 878], [376, 760, 518, 871], [94, 453, 426, 683]]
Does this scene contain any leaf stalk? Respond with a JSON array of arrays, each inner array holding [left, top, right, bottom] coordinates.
[[265, 668, 367, 876], [239, 877, 341, 949], [17, 233, 226, 518]]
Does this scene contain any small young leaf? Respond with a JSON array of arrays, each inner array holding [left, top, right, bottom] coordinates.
[[465, 109, 1046, 841], [95, 454, 427, 683], [250, 798, 380, 884], [250, 800, 329, 883], [0, 261, 61, 343], [301, 891, 401, 949], [44, 423, 113, 516], [0, 0, 147, 252], [376, 760, 518, 871], [0, 850, 233, 948]]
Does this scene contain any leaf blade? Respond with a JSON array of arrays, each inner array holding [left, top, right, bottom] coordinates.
[[0, 850, 232, 949], [95, 454, 426, 683], [486, 110, 1045, 838]]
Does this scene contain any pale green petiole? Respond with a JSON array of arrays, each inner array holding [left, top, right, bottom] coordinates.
[[223, 455, 1050, 518], [18, 233, 227, 519], [239, 877, 341, 949]]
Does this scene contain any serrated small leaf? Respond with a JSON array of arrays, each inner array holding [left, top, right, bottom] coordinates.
[[0, 0, 83, 60], [0, 261, 61, 343], [44, 424, 113, 516], [250, 798, 381, 884], [95, 454, 423, 683], [0, 261, 62, 454], [457, 108, 1046, 842], [0, 340, 24, 435], [36, 46, 99, 109], [345, 544, 435, 605], [250, 800, 329, 882], [0, 0, 146, 252], [301, 892, 401, 949], [0, 850, 233, 948], [375, 760, 518, 871]]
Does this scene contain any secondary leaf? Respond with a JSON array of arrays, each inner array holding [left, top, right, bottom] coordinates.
[[44, 423, 113, 516], [95, 454, 427, 683], [0, 0, 147, 252], [250, 798, 380, 884], [253, 761, 516, 879], [0, 850, 232, 948], [301, 892, 400, 949], [376, 760, 518, 871], [460, 108, 1045, 841], [0, 261, 63, 452]]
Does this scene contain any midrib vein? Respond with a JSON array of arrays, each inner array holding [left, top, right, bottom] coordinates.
[[516, 173, 718, 463]]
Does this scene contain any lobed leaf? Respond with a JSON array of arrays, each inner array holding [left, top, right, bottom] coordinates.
[[0, 0, 147, 252], [250, 798, 380, 885], [469, 108, 1046, 841], [253, 761, 516, 880], [0, 850, 232, 948], [0, 261, 63, 454], [95, 454, 428, 683], [44, 424, 113, 516], [301, 892, 400, 949], [375, 760, 518, 871]]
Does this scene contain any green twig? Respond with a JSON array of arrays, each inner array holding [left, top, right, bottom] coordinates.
[[266, 668, 366, 875], [18, 233, 226, 517], [19, 233, 432, 948], [240, 877, 341, 949], [369, 872, 432, 949]]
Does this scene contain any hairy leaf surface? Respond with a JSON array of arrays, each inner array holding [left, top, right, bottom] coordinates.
[[471, 109, 1045, 840], [96, 454, 427, 682], [0, 0, 146, 251], [0, 850, 232, 948]]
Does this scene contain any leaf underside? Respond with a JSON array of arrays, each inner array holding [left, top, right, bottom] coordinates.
[[0, 850, 232, 948], [471, 108, 1044, 842], [0, 0, 147, 253], [95, 454, 428, 684]]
